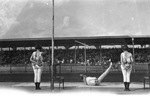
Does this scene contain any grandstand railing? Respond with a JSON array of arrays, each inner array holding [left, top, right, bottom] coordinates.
[[0, 62, 148, 73]]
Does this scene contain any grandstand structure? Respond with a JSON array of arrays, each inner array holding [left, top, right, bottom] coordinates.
[[0, 35, 150, 74]]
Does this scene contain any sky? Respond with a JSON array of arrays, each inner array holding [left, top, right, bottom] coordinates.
[[0, 0, 150, 39]]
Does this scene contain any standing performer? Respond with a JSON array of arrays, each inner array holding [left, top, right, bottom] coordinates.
[[30, 45, 44, 90], [80, 59, 112, 86], [120, 45, 133, 91]]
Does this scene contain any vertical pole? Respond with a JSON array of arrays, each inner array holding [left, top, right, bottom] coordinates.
[[24, 47, 27, 72], [85, 46, 87, 73], [9, 47, 12, 73], [132, 38, 135, 72], [0, 47, 2, 65], [51, 0, 54, 90], [73, 43, 77, 72], [49, 46, 51, 73], [0, 47, 1, 65], [74, 43, 77, 65], [0, 47, 1, 66], [99, 45, 102, 65]]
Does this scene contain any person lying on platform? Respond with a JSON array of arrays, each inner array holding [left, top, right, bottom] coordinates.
[[80, 59, 112, 86]]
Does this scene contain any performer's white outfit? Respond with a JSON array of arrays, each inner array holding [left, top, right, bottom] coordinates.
[[30, 51, 43, 90], [81, 61, 112, 86], [120, 51, 133, 91]]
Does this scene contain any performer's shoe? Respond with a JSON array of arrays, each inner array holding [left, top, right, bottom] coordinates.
[[80, 74, 87, 85], [126, 89, 130, 91], [124, 89, 127, 91], [35, 82, 38, 90], [126, 82, 130, 91], [80, 74, 87, 79], [124, 82, 127, 91], [80, 74, 84, 79], [37, 87, 41, 90], [36, 83, 41, 90]]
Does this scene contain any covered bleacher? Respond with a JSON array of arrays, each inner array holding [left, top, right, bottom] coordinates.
[[0, 35, 150, 82]]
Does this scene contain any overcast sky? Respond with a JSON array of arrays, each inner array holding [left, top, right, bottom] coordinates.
[[0, 0, 150, 39]]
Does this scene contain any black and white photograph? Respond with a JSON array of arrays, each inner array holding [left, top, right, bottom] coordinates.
[[0, 0, 150, 95]]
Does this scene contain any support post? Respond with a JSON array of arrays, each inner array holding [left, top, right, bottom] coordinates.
[[73, 42, 77, 72], [84, 46, 87, 73], [49, 46, 51, 73], [99, 45, 102, 65], [24, 47, 27, 72], [9, 47, 12, 73], [132, 38, 135, 72]]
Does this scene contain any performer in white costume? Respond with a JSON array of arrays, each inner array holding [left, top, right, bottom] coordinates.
[[30, 45, 44, 90], [80, 59, 112, 86], [120, 45, 133, 91]]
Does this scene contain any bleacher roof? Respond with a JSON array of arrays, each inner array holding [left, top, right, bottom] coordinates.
[[0, 35, 150, 47]]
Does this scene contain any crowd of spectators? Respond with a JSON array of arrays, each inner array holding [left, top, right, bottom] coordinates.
[[0, 47, 150, 66]]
